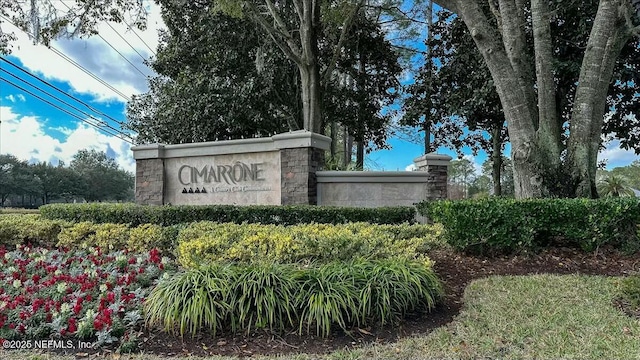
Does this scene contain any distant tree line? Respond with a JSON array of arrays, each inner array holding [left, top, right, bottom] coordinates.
[[0, 149, 134, 207]]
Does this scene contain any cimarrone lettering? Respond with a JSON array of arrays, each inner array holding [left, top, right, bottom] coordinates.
[[178, 162, 265, 186]]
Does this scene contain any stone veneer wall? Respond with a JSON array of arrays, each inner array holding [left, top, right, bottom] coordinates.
[[135, 158, 164, 205], [131, 131, 331, 206], [423, 165, 448, 200], [414, 153, 452, 200], [316, 153, 452, 209], [280, 147, 325, 205]]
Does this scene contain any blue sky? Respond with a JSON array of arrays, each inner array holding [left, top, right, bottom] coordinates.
[[0, 2, 637, 175]]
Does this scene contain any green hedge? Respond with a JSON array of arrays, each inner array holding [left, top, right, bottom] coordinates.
[[176, 222, 445, 267], [40, 203, 416, 226], [56, 222, 179, 252], [145, 259, 443, 337], [0, 215, 68, 247], [417, 197, 640, 255]]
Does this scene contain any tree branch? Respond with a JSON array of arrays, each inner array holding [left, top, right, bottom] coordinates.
[[292, 0, 304, 25], [431, 0, 459, 13], [263, 0, 293, 39], [322, 0, 366, 83], [245, 3, 302, 65]]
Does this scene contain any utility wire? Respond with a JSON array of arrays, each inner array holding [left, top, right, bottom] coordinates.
[[121, 0, 157, 56], [0, 14, 132, 101], [0, 56, 129, 129], [1, 77, 134, 144], [95, 32, 149, 78], [0, 68, 135, 142], [48, 46, 132, 101], [58, 0, 150, 77], [104, 20, 149, 63]]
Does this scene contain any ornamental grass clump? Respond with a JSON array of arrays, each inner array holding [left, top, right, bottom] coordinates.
[[143, 259, 443, 337]]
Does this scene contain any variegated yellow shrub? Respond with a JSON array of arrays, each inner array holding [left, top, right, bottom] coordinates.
[[177, 222, 445, 268]]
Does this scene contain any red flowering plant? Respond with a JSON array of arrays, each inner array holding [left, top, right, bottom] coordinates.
[[0, 245, 175, 350]]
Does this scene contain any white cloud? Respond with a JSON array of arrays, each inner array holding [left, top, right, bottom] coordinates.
[[5, 95, 16, 103], [0, 106, 135, 172], [462, 154, 483, 176], [598, 139, 639, 169], [4, 1, 165, 102], [405, 164, 417, 171], [16, 94, 26, 102]]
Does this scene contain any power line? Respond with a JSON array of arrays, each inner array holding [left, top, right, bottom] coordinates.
[[0, 56, 129, 130], [0, 14, 132, 101], [104, 21, 149, 63], [48, 46, 132, 101], [0, 77, 133, 144], [121, 0, 157, 56], [95, 32, 149, 78], [57, 1, 150, 78], [0, 70, 135, 144]]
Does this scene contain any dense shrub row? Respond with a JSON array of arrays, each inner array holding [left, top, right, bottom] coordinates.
[[176, 222, 444, 268], [40, 203, 416, 226], [57, 222, 180, 252], [145, 259, 443, 337], [418, 197, 640, 254], [0, 216, 443, 260], [0, 215, 67, 247]]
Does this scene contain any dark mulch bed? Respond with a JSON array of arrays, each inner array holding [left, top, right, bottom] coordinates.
[[62, 247, 640, 358]]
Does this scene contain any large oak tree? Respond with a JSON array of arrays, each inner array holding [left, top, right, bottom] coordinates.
[[431, 0, 639, 198]]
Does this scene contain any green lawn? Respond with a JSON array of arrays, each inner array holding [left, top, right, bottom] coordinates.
[[7, 274, 640, 360]]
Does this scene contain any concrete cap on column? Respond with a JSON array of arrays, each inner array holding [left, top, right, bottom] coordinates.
[[413, 153, 453, 168], [272, 130, 331, 150], [132, 143, 166, 159]]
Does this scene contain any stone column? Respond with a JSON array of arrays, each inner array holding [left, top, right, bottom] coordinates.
[[274, 131, 331, 205], [132, 144, 165, 205], [414, 153, 452, 200]]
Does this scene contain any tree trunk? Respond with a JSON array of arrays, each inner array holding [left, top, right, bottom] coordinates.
[[491, 125, 502, 196], [299, 0, 323, 133], [455, 0, 547, 198], [299, 63, 323, 133], [356, 141, 364, 170], [434, 0, 632, 199], [424, 0, 433, 155], [566, 0, 628, 198], [330, 121, 337, 159]]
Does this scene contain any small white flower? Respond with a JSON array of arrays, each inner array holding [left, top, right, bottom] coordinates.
[[161, 256, 170, 265], [54, 269, 62, 276], [60, 303, 71, 313], [57, 282, 67, 293], [4, 253, 10, 260], [99, 284, 108, 293], [84, 309, 96, 320], [162, 273, 170, 280], [12, 279, 22, 288]]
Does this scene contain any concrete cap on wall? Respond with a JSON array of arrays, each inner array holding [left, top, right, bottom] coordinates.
[[131, 143, 165, 160], [272, 130, 332, 150], [131, 131, 332, 160], [413, 153, 453, 167]]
